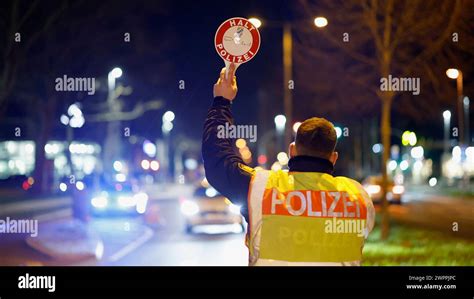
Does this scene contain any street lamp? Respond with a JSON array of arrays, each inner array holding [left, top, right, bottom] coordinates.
[[443, 110, 451, 119], [446, 68, 464, 145], [402, 130, 417, 147], [162, 110, 175, 181], [162, 111, 175, 123], [162, 122, 173, 134], [143, 140, 157, 158], [410, 146, 424, 160], [274, 115, 286, 132], [446, 68, 459, 79], [408, 132, 417, 146], [248, 17, 262, 29], [314, 17, 328, 28], [464, 97, 470, 145], [443, 110, 451, 154], [60, 102, 84, 194], [274, 115, 286, 151], [108, 67, 123, 101], [446, 68, 469, 188], [110, 67, 122, 78], [162, 110, 175, 135], [253, 16, 328, 147], [61, 103, 85, 129], [104, 67, 123, 177]]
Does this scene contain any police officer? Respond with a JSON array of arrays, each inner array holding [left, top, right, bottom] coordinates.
[[202, 63, 375, 266]]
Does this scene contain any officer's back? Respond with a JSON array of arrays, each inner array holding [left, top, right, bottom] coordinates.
[[202, 64, 375, 266]]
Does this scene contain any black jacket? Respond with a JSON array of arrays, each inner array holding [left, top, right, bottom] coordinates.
[[202, 96, 335, 222]]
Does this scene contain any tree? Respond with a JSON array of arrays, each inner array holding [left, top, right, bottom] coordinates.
[[295, 0, 473, 239], [0, 0, 68, 115], [2, 0, 176, 194]]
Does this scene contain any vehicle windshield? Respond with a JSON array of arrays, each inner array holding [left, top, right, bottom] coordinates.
[[102, 183, 134, 193]]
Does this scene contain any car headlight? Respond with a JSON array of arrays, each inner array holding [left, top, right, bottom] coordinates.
[[365, 185, 381, 195], [228, 203, 241, 215], [180, 200, 199, 216], [91, 196, 108, 208], [392, 185, 405, 195]]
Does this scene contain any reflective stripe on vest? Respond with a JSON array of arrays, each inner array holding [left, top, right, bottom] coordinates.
[[248, 170, 370, 265]]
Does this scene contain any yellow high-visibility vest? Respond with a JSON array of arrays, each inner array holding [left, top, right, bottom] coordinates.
[[246, 170, 375, 266]]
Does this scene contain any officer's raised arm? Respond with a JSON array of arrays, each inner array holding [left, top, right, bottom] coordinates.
[[201, 63, 254, 220]]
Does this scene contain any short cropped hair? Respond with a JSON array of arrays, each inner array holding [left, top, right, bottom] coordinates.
[[295, 117, 337, 159]]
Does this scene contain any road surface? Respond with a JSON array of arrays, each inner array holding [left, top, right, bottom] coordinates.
[[388, 189, 474, 239], [97, 200, 248, 266], [1, 184, 472, 266], [0, 198, 248, 266]]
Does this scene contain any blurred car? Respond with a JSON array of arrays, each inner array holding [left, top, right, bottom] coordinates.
[[180, 186, 244, 233], [362, 175, 404, 204], [89, 182, 148, 216]]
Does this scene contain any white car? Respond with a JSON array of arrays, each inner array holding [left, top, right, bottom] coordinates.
[[180, 186, 244, 233], [89, 183, 149, 216]]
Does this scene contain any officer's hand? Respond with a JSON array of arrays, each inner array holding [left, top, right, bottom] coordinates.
[[213, 63, 238, 101]]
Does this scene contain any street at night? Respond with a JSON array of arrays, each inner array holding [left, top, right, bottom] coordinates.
[[1, 183, 473, 267], [0, 199, 248, 266], [0, 0, 474, 297]]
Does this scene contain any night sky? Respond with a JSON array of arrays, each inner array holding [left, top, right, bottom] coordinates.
[[1, 0, 473, 151]]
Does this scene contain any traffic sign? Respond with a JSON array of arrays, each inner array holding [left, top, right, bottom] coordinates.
[[215, 17, 261, 77]]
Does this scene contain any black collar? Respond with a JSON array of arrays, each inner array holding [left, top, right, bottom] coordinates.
[[287, 155, 334, 174]]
